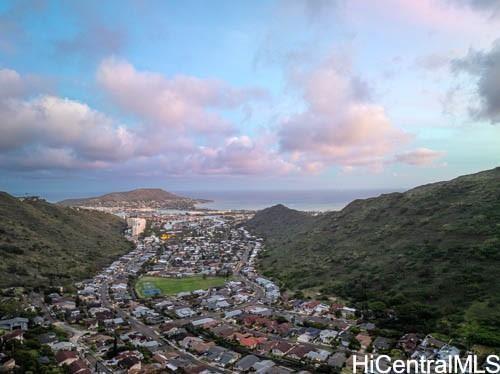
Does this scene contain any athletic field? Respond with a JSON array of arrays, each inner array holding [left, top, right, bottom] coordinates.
[[135, 275, 229, 298]]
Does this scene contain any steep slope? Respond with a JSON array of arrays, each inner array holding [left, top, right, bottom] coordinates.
[[58, 188, 210, 210], [246, 167, 500, 346], [244, 204, 318, 239], [0, 192, 133, 288]]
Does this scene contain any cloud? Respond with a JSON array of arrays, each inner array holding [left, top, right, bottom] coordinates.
[[395, 148, 446, 166], [97, 58, 267, 135], [452, 39, 500, 123], [0, 87, 139, 170], [0, 68, 48, 99], [194, 136, 296, 176], [0, 60, 444, 178], [0, 66, 289, 177], [0, 69, 27, 99], [415, 53, 453, 71], [278, 53, 410, 171], [448, 0, 500, 17]]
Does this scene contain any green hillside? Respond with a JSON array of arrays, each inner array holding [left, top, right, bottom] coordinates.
[[0, 192, 133, 288], [245, 167, 500, 347]]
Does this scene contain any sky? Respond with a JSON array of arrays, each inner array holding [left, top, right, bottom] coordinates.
[[1, 0, 500, 196]]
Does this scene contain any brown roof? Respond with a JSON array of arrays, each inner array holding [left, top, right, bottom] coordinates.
[[68, 359, 89, 374], [257, 340, 278, 354], [3, 329, 24, 341], [287, 344, 313, 358], [273, 341, 293, 354], [55, 350, 78, 363]]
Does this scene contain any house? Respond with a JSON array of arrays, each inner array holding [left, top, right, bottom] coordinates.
[[247, 306, 271, 316], [132, 305, 154, 318], [238, 336, 267, 349], [328, 352, 347, 369], [258, 340, 278, 355], [218, 350, 240, 367], [253, 360, 276, 372], [339, 331, 354, 347], [286, 344, 313, 360], [341, 306, 357, 318], [206, 346, 227, 362], [38, 332, 58, 345], [212, 324, 236, 339], [372, 337, 394, 352], [2, 330, 24, 344], [55, 350, 78, 366], [68, 359, 90, 374], [225, 309, 243, 319], [235, 355, 260, 372], [0, 359, 16, 372], [437, 345, 461, 360], [398, 333, 421, 354], [190, 340, 215, 355], [191, 317, 217, 328], [356, 333, 373, 351], [271, 341, 293, 357], [180, 336, 203, 350], [0, 317, 29, 331], [305, 349, 331, 362], [359, 322, 376, 331], [32, 316, 47, 326], [152, 352, 170, 368], [87, 334, 114, 349], [175, 307, 195, 318], [319, 329, 338, 344], [50, 341, 75, 351], [421, 335, 446, 350]]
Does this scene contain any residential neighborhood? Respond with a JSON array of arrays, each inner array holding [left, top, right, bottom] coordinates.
[[0, 211, 488, 373]]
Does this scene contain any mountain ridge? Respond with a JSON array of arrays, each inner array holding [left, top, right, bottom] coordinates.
[[245, 167, 500, 347]]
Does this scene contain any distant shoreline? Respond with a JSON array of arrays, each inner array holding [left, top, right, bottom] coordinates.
[[14, 188, 396, 212]]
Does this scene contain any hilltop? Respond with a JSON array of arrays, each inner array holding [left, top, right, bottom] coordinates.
[[58, 188, 211, 210], [0, 192, 133, 288], [245, 167, 500, 346]]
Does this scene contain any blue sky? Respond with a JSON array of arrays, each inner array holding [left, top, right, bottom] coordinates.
[[1, 0, 500, 196]]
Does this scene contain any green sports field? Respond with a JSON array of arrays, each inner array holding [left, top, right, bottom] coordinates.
[[135, 275, 230, 298]]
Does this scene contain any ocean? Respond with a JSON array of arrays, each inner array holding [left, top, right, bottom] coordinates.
[[30, 189, 396, 212], [175, 189, 395, 212]]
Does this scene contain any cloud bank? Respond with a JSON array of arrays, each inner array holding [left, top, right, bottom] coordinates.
[[452, 39, 500, 123], [0, 57, 444, 178]]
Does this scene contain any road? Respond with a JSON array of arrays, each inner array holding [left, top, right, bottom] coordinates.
[[99, 279, 228, 373]]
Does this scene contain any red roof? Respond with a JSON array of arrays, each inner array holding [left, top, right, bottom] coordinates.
[[238, 336, 267, 348]]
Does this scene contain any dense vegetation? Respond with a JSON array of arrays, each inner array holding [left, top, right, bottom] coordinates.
[[0, 192, 133, 288], [245, 167, 500, 347]]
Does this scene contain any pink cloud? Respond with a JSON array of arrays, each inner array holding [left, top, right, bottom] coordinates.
[[0, 66, 292, 177], [194, 136, 297, 175], [395, 147, 446, 166], [0, 95, 137, 161], [97, 58, 266, 135], [279, 53, 411, 171]]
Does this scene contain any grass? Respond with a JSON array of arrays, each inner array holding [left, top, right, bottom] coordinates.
[[135, 275, 230, 298]]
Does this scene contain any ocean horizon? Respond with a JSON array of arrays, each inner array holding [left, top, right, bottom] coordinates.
[[24, 189, 398, 212]]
